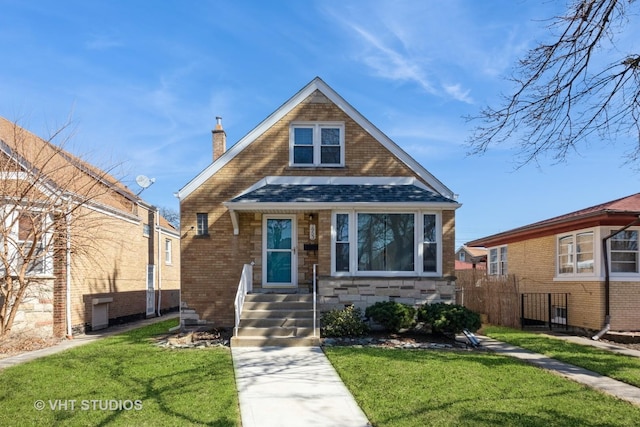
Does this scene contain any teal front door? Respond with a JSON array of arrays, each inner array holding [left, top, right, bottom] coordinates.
[[263, 215, 297, 287]]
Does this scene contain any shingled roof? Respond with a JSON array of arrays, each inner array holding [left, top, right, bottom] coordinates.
[[229, 183, 456, 204], [467, 193, 640, 247]]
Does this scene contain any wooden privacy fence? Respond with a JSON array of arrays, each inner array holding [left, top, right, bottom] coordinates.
[[455, 270, 521, 329]]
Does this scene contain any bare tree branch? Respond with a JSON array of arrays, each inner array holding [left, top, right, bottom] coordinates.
[[467, 0, 640, 167], [0, 117, 129, 337]]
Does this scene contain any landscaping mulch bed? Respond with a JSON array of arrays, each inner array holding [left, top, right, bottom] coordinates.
[[0, 335, 63, 359]]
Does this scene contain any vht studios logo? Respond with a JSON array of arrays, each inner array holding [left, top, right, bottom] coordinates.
[[34, 399, 143, 411]]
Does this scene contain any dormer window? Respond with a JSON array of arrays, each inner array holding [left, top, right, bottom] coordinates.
[[290, 123, 344, 167]]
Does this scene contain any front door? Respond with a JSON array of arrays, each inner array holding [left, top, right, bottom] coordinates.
[[263, 215, 297, 288]]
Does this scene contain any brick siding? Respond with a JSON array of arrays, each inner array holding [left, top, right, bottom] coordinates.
[[181, 91, 457, 327]]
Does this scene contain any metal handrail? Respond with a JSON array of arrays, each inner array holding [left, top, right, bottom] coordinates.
[[234, 263, 253, 336], [313, 263, 318, 337]]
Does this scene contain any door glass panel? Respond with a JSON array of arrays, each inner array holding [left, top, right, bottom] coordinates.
[[267, 219, 292, 249], [267, 252, 292, 283]]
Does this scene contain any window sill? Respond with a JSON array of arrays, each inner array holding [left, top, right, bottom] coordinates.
[[286, 165, 346, 170], [194, 234, 210, 239]]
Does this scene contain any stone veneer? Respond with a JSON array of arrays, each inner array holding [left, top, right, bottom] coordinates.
[[10, 279, 54, 338], [318, 276, 456, 311]]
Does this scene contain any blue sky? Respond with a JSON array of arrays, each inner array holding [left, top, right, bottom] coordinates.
[[1, 0, 639, 248]]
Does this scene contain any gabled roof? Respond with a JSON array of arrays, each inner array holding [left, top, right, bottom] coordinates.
[[0, 116, 172, 225], [457, 245, 487, 258], [178, 77, 457, 200], [467, 193, 640, 247]]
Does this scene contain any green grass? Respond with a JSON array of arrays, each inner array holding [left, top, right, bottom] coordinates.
[[0, 319, 240, 426], [325, 347, 640, 427], [483, 326, 640, 388]]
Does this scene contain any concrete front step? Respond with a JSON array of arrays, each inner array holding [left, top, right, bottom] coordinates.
[[245, 293, 313, 303], [233, 292, 319, 347], [230, 336, 321, 347], [239, 318, 314, 328], [243, 301, 313, 310], [236, 326, 317, 337], [242, 309, 314, 319]]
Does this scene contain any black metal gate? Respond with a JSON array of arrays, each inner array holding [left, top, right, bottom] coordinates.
[[520, 293, 569, 331]]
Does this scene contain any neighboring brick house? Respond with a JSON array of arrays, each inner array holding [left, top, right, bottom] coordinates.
[[0, 116, 180, 338], [467, 193, 640, 334], [177, 77, 460, 331], [455, 245, 487, 270]]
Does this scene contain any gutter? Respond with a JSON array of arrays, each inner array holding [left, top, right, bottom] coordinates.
[[593, 215, 640, 340], [65, 206, 73, 338]]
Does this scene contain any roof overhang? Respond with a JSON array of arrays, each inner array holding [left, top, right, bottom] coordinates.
[[467, 211, 640, 248], [223, 176, 461, 235]]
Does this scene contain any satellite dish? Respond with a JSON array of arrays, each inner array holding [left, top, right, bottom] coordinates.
[[135, 175, 156, 195]]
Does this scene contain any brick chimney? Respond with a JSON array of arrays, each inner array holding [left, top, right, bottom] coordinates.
[[212, 116, 226, 161]]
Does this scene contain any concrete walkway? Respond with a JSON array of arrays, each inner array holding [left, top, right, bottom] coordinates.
[[478, 335, 640, 406], [232, 346, 371, 427], [0, 313, 178, 370]]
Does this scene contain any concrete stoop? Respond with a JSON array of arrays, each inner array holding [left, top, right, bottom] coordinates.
[[231, 293, 320, 347]]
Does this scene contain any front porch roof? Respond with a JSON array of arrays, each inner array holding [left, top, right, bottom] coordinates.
[[223, 176, 461, 234]]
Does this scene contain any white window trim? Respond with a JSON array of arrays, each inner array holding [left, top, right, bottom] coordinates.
[[164, 239, 172, 265], [556, 229, 596, 277], [488, 245, 508, 276], [289, 122, 345, 167], [330, 209, 442, 277], [606, 226, 640, 277], [3, 208, 54, 277]]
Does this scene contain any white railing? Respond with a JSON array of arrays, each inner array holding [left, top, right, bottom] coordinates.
[[313, 264, 318, 337], [234, 263, 253, 336]]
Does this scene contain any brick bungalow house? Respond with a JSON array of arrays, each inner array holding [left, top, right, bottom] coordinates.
[[0, 116, 180, 338], [177, 77, 460, 345], [466, 193, 640, 336]]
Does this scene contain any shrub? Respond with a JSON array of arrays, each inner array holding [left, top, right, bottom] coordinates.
[[321, 305, 369, 337], [417, 303, 481, 335], [365, 301, 416, 333]]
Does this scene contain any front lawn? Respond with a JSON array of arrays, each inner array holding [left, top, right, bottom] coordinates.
[[325, 347, 640, 427], [0, 319, 240, 426], [483, 326, 640, 388]]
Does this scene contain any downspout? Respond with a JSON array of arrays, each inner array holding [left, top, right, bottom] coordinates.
[[156, 209, 162, 317], [593, 215, 640, 340], [65, 206, 73, 338]]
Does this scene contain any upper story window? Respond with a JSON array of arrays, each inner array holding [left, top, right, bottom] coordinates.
[[558, 231, 594, 275], [290, 123, 344, 167], [143, 223, 151, 237], [488, 246, 507, 276]]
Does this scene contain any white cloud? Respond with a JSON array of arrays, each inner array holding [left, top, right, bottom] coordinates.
[[443, 83, 473, 104]]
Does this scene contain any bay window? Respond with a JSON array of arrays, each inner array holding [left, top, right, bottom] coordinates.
[[332, 211, 441, 275]]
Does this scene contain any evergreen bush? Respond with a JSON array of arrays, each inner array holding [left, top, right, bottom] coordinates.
[[417, 303, 481, 335], [365, 301, 416, 333], [320, 305, 369, 337]]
